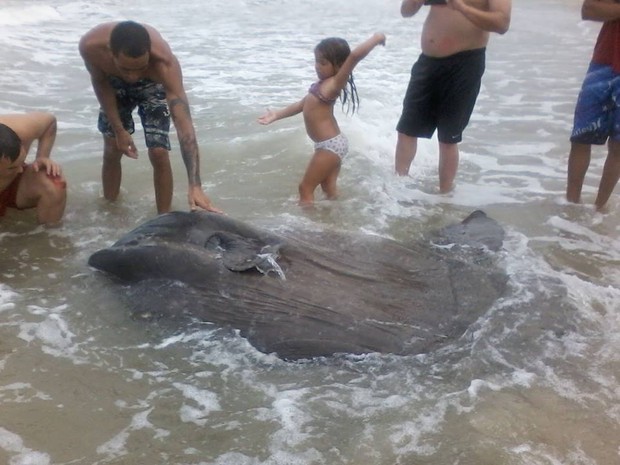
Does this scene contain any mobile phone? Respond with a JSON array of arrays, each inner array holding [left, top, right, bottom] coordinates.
[[424, 0, 447, 5]]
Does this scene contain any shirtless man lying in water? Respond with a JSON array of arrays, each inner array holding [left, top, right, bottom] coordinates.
[[0, 112, 67, 226]]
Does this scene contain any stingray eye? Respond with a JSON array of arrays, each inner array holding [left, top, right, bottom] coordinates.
[[205, 234, 226, 252], [205, 235, 219, 249]]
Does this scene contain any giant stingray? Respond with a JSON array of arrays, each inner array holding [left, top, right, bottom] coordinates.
[[88, 210, 508, 360]]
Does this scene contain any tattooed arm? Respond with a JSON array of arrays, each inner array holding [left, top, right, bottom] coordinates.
[[160, 53, 222, 213]]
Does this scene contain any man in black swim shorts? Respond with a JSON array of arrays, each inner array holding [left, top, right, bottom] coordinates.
[[80, 21, 221, 214], [395, 0, 512, 193]]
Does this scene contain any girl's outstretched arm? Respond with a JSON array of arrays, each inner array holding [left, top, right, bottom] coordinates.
[[327, 33, 386, 96], [258, 98, 306, 125]]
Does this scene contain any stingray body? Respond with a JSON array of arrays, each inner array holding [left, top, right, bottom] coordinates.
[[88, 211, 507, 360]]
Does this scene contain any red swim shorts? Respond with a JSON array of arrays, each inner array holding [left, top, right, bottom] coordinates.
[[0, 172, 23, 217]]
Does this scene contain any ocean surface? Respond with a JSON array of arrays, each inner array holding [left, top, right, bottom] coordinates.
[[1, 0, 619, 464]]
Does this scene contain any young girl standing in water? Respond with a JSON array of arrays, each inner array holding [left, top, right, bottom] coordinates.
[[258, 32, 386, 205]]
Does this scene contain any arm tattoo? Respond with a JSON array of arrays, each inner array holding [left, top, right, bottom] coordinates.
[[169, 98, 191, 118], [179, 134, 201, 186], [169, 98, 201, 186]]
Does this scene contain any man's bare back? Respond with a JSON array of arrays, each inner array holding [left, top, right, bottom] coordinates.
[[79, 22, 174, 84]]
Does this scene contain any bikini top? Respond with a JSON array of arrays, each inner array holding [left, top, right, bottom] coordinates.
[[308, 80, 338, 105]]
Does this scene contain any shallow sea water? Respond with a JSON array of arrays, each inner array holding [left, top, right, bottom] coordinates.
[[1, 0, 619, 464]]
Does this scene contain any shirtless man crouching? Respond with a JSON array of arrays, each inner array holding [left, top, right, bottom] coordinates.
[[79, 21, 221, 214], [0, 112, 66, 226]]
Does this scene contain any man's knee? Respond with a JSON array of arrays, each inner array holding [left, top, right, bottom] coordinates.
[[18, 170, 65, 208], [608, 139, 620, 157], [148, 146, 170, 166], [38, 170, 66, 198], [438, 141, 459, 156], [103, 137, 124, 160]]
